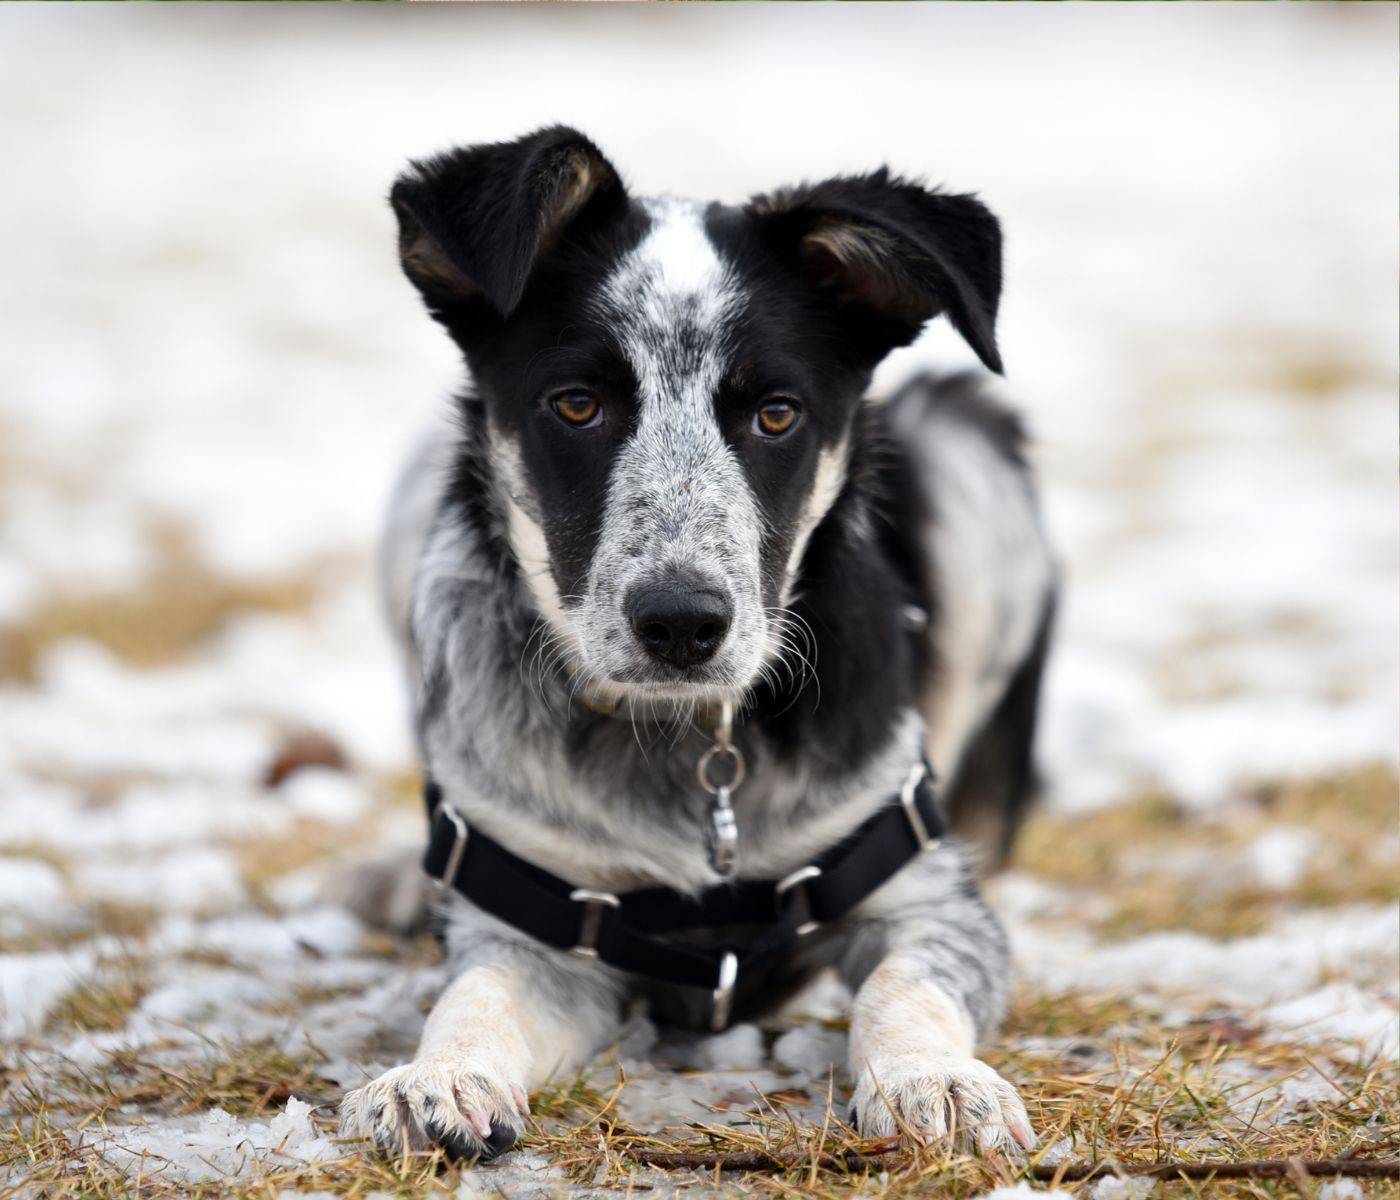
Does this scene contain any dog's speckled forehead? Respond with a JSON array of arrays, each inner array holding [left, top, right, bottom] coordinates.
[[593, 196, 742, 411]]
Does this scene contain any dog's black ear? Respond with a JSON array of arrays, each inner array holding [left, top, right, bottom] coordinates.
[[748, 169, 1004, 373], [390, 126, 626, 317]]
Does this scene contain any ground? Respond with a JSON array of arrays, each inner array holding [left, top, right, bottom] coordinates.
[[0, 5, 1396, 1199]]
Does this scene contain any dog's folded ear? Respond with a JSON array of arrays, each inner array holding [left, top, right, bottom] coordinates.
[[748, 170, 1004, 373], [390, 126, 626, 318]]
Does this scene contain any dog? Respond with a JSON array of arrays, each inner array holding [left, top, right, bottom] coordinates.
[[339, 126, 1057, 1161]]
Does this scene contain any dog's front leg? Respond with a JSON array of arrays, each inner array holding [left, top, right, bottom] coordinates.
[[842, 851, 1034, 1153], [340, 938, 623, 1160]]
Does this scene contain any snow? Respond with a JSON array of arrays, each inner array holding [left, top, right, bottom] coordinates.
[[83, 1098, 340, 1184], [689, 1022, 767, 1070], [1012, 906, 1400, 1010], [1089, 1179, 1156, 1200], [772, 1023, 849, 1077], [280, 768, 371, 825], [72, 847, 248, 913], [0, 3, 1394, 1191], [1243, 827, 1318, 892], [0, 857, 66, 919], [975, 1185, 1073, 1200], [1263, 984, 1399, 1065], [0, 949, 94, 1038]]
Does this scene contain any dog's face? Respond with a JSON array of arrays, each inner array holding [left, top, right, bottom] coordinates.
[[392, 127, 1002, 705]]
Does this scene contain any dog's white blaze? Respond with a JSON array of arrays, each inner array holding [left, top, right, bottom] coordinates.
[[576, 197, 767, 696], [780, 435, 850, 606], [600, 195, 739, 399], [633, 195, 733, 300]]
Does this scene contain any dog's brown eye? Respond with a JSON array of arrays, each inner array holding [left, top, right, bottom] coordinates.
[[550, 390, 602, 428], [755, 399, 800, 438]]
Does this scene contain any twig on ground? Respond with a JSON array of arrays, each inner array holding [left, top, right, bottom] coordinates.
[[628, 1146, 900, 1173], [625, 1145, 1400, 1180], [1033, 1158, 1400, 1182]]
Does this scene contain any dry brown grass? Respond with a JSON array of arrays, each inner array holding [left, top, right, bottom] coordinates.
[[0, 526, 331, 682], [1013, 764, 1399, 941], [0, 899, 158, 957], [230, 768, 423, 913], [47, 960, 150, 1036], [7, 987, 1395, 1200]]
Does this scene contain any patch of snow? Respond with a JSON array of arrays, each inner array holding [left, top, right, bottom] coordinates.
[[85, 1097, 339, 1183], [988, 872, 1076, 921], [279, 767, 369, 824], [72, 847, 246, 913], [0, 950, 93, 1037], [138, 969, 279, 1025], [772, 1024, 847, 1078], [1263, 983, 1399, 1064], [0, 856, 65, 917], [150, 907, 365, 965], [691, 1023, 766, 1070], [616, 1063, 788, 1127], [1243, 826, 1317, 891], [1012, 905, 1399, 1008], [0, 553, 39, 623], [777, 968, 851, 1023], [1035, 1136, 1077, 1167], [1090, 1177, 1155, 1200], [975, 1184, 1074, 1200]]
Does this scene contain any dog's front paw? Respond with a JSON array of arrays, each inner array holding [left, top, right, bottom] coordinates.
[[851, 1053, 1034, 1153], [339, 1053, 528, 1161]]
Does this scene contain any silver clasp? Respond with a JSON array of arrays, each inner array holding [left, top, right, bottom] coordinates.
[[711, 950, 738, 1031], [706, 786, 738, 875], [776, 864, 823, 936], [568, 888, 621, 958], [430, 802, 470, 890], [899, 762, 937, 851], [698, 701, 746, 877]]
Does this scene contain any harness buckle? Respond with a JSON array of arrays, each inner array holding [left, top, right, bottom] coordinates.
[[899, 763, 937, 851], [430, 802, 470, 890], [711, 950, 738, 1032], [776, 864, 822, 936], [706, 785, 738, 876], [568, 888, 621, 959]]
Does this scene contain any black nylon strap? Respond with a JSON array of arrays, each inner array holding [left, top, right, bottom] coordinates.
[[422, 764, 944, 1010]]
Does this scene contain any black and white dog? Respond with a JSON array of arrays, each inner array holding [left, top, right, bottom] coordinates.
[[341, 126, 1056, 1161]]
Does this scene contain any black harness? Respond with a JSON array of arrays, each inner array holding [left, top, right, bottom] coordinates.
[[422, 762, 945, 1031]]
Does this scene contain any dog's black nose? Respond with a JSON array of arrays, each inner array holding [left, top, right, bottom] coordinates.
[[628, 586, 733, 668]]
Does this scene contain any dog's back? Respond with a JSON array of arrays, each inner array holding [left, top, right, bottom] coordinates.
[[883, 372, 1056, 866]]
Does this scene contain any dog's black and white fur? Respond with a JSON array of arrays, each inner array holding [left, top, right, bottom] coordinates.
[[341, 127, 1056, 1160]]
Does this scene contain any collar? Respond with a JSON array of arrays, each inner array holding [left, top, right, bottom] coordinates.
[[421, 761, 945, 1031]]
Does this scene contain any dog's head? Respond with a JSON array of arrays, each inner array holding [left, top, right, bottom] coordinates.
[[392, 126, 1002, 707]]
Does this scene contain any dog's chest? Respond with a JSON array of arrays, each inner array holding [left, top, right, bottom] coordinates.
[[427, 700, 926, 897]]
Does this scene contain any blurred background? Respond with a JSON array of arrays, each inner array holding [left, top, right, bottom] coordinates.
[[0, 3, 1395, 1189]]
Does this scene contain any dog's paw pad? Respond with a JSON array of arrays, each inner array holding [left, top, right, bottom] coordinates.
[[339, 1055, 525, 1161], [852, 1054, 1034, 1153]]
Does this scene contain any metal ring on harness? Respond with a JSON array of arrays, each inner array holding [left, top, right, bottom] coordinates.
[[696, 744, 746, 794]]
